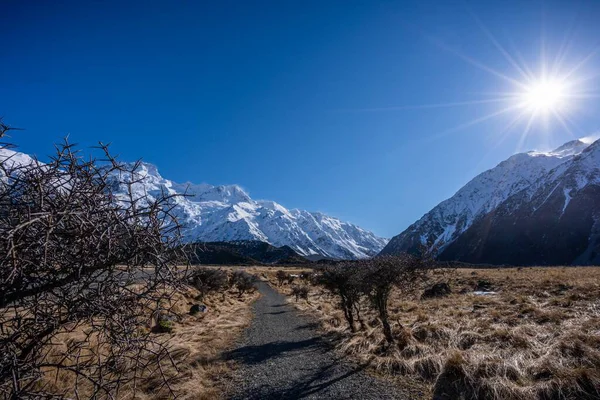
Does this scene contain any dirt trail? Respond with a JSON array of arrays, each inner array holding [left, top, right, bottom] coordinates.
[[225, 281, 409, 399]]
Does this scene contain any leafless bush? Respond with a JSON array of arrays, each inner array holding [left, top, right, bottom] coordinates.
[[286, 274, 296, 285], [290, 285, 309, 302], [275, 270, 297, 286], [190, 268, 228, 300], [362, 255, 429, 346], [0, 121, 188, 398], [315, 254, 430, 341], [299, 271, 314, 283], [276, 270, 288, 286], [316, 263, 366, 332], [230, 271, 257, 297]]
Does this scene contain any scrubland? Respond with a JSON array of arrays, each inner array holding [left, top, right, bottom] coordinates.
[[265, 266, 600, 400], [35, 273, 259, 400]]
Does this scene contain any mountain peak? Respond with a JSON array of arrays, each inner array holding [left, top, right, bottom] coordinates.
[[137, 161, 162, 179], [526, 138, 590, 159], [213, 184, 251, 203], [0, 147, 385, 259], [381, 134, 600, 265], [550, 139, 590, 157]]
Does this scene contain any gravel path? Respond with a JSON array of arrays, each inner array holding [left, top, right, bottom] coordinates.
[[225, 281, 408, 399]]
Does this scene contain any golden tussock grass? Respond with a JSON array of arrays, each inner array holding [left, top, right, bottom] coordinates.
[[37, 276, 260, 400], [271, 266, 600, 400]]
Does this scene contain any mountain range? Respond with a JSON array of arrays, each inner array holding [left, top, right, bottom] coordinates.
[[381, 137, 600, 265], [5, 134, 600, 265], [0, 148, 388, 260]]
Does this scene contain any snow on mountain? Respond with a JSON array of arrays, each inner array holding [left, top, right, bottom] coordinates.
[[0, 148, 387, 259], [110, 161, 388, 259], [439, 138, 600, 265], [0, 148, 35, 170], [380, 138, 597, 263]]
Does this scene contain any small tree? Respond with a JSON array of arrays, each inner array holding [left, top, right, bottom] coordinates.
[[299, 271, 314, 283], [362, 255, 429, 346], [190, 268, 228, 299], [291, 285, 309, 302], [276, 270, 288, 286], [231, 271, 257, 297], [317, 263, 365, 332]]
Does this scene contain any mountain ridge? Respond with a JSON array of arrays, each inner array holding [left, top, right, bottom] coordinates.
[[0, 147, 388, 260], [381, 137, 600, 265]]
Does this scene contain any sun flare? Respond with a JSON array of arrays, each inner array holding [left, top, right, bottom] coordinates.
[[359, 10, 599, 151], [520, 78, 569, 114]]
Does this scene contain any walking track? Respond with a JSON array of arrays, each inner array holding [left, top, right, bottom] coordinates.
[[225, 281, 409, 399]]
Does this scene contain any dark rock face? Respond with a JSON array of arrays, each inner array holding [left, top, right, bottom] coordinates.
[[440, 184, 600, 265], [186, 240, 309, 265]]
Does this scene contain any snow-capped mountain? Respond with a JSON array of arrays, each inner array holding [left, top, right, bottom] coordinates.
[[381, 137, 600, 265], [120, 163, 387, 259], [0, 148, 387, 259]]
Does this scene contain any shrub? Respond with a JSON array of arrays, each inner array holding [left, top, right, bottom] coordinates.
[[157, 319, 174, 333], [276, 270, 288, 286], [300, 271, 315, 282], [291, 285, 309, 302], [190, 268, 228, 299], [316, 263, 366, 332], [0, 122, 186, 398], [231, 271, 257, 297], [361, 255, 429, 345]]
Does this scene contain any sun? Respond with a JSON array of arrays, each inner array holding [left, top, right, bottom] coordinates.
[[519, 78, 569, 114], [360, 11, 599, 149]]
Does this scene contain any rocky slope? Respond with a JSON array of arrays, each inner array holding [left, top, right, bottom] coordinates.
[[186, 241, 308, 265], [381, 138, 600, 265]]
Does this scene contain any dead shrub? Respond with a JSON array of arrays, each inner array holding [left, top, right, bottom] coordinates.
[[0, 124, 188, 399], [361, 255, 430, 345], [231, 271, 257, 297], [316, 263, 366, 332], [276, 270, 288, 286], [291, 285, 309, 302], [190, 268, 228, 300]]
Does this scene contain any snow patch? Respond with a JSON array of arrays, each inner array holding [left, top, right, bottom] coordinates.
[[561, 188, 572, 216]]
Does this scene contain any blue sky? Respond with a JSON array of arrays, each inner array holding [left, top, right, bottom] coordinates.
[[2, 0, 600, 237]]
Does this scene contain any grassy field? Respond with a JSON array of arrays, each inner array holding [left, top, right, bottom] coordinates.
[[38, 276, 259, 400], [262, 266, 600, 400]]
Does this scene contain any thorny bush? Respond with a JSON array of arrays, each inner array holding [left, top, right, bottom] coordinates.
[[0, 120, 189, 399]]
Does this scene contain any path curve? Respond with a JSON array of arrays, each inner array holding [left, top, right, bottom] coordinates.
[[225, 281, 408, 399]]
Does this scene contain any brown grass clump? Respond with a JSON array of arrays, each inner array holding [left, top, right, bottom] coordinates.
[[275, 266, 600, 400], [36, 274, 259, 399]]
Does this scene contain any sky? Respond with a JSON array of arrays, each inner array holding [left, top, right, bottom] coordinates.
[[2, 0, 600, 238]]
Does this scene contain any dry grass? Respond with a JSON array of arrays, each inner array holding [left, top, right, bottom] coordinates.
[[36, 274, 259, 399], [273, 266, 600, 400]]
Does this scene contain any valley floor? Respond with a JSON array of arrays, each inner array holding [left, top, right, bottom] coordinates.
[[260, 266, 600, 400], [224, 280, 417, 399]]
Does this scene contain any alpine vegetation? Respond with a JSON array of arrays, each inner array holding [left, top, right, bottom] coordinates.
[[0, 122, 188, 398], [276, 264, 600, 400], [317, 255, 431, 343]]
